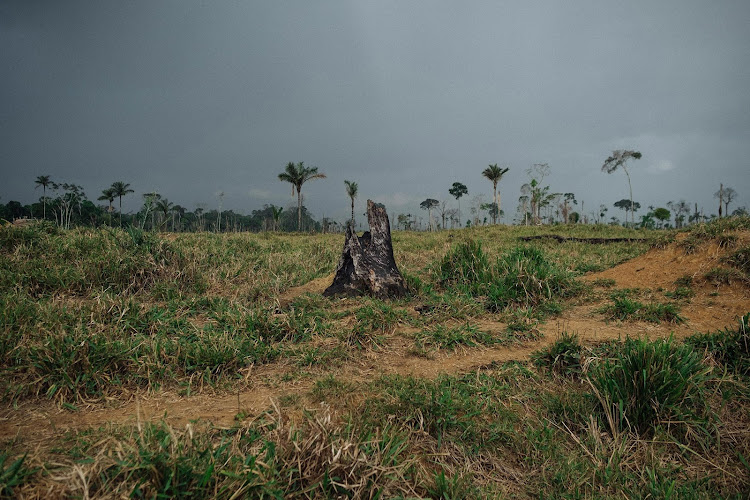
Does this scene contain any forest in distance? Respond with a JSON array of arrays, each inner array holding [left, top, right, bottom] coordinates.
[[3, 153, 746, 234]]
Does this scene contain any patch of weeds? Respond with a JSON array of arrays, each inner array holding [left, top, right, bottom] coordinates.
[[367, 373, 518, 452], [402, 269, 433, 295], [278, 393, 301, 408], [414, 292, 484, 322], [599, 297, 684, 324], [427, 470, 480, 499], [531, 332, 583, 377], [686, 312, 750, 375], [487, 246, 581, 311], [574, 262, 605, 274], [294, 345, 347, 367], [588, 336, 714, 442], [591, 277, 616, 288], [436, 241, 580, 314], [311, 374, 357, 403], [437, 239, 492, 296], [650, 232, 676, 249], [723, 245, 750, 276], [704, 267, 745, 286], [717, 233, 738, 249], [505, 307, 540, 335], [353, 301, 409, 335], [414, 324, 496, 351], [678, 235, 702, 254], [674, 274, 694, 288]]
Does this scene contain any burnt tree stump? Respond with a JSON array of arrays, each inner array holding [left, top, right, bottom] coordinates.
[[323, 200, 407, 299]]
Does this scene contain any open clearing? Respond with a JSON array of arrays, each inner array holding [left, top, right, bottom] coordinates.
[[1, 220, 749, 498]]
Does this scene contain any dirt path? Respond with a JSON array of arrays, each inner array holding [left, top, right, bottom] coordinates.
[[2, 236, 749, 446]]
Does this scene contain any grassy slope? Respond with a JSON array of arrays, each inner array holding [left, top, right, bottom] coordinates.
[[1, 219, 749, 498]]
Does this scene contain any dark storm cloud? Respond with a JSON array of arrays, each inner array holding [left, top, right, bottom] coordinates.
[[1, 1, 749, 222]]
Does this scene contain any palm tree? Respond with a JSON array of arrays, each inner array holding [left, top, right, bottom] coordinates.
[[481, 164, 510, 224], [602, 150, 642, 226], [278, 162, 326, 231], [110, 181, 134, 227], [344, 180, 358, 226], [34, 175, 51, 220], [155, 198, 173, 231], [97, 187, 116, 225]]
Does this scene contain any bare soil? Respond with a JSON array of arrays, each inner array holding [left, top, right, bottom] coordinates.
[[2, 235, 749, 447]]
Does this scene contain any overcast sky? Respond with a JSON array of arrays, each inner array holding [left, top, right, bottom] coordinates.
[[1, 1, 749, 223]]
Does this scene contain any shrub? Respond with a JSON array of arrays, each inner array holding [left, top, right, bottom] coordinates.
[[588, 337, 713, 441]]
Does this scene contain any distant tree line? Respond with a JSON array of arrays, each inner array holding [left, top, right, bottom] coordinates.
[[2, 154, 745, 232]]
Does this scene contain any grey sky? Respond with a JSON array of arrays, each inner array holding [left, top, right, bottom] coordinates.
[[1, 1, 749, 223]]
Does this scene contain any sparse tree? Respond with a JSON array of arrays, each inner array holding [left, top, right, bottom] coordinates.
[[419, 198, 439, 231], [653, 207, 670, 228], [271, 205, 283, 231], [156, 198, 173, 230], [602, 150, 642, 225], [448, 182, 468, 227], [667, 200, 691, 228], [560, 193, 577, 224], [714, 186, 737, 217], [344, 180, 358, 226], [481, 164, 510, 224], [97, 187, 116, 225], [34, 175, 51, 220], [140, 192, 161, 230], [110, 181, 134, 227], [614, 199, 640, 224], [278, 162, 326, 231]]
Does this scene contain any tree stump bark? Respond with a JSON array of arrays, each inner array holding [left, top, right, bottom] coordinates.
[[323, 200, 407, 299]]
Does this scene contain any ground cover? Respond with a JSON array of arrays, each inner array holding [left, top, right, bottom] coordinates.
[[1, 218, 749, 497]]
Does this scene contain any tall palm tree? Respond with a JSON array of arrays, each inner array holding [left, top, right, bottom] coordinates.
[[155, 198, 173, 231], [602, 150, 641, 226], [34, 175, 51, 220], [97, 187, 116, 225], [344, 180, 358, 226], [278, 162, 326, 231], [481, 164, 510, 224], [110, 181, 134, 227]]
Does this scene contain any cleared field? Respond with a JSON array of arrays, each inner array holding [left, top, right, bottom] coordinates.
[[1, 219, 749, 498]]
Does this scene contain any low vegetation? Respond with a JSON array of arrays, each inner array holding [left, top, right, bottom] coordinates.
[[2, 218, 749, 497]]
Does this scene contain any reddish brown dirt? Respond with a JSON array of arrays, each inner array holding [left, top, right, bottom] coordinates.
[[2, 235, 749, 446]]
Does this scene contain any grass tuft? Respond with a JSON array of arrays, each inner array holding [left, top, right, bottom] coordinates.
[[588, 336, 714, 442]]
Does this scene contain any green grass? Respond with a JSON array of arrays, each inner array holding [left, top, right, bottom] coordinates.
[[599, 296, 685, 323], [686, 312, 750, 376], [3, 221, 750, 497], [588, 336, 714, 441], [413, 323, 498, 351], [531, 331, 583, 377]]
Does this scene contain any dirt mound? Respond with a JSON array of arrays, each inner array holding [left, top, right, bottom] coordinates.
[[587, 232, 749, 289]]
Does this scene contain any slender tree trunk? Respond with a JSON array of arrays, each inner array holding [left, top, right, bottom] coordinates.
[[623, 166, 634, 226], [297, 188, 302, 231], [718, 183, 723, 218], [493, 181, 498, 224], [119, 197, 123, 227], [351, 198, 354, 226], [42, 186, 46, 220]]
